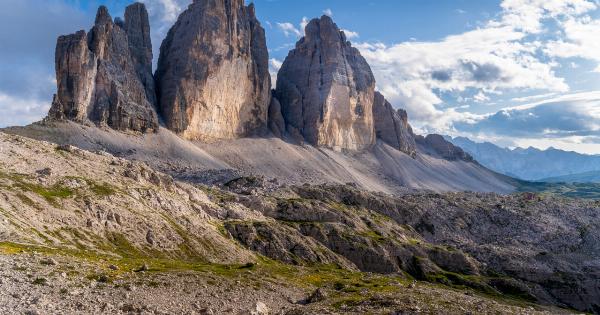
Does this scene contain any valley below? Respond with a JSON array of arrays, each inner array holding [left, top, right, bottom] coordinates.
[[1, 131, 599, 314]]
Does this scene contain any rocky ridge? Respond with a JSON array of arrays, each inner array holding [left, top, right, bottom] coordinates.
[[48, 5, 159, 133], [45, 1, 472, 167]]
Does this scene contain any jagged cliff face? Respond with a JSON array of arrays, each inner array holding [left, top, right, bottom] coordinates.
[[48, 5, 158, 133], [275, 16, 376, 151], [155, 0, 270, 141], [373, 92, 417, 157]]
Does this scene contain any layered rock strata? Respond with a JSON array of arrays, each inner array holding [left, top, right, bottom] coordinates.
[[275, 16, 376, 151], [48, 4, 158, 133], [155, 0, 271, 141]]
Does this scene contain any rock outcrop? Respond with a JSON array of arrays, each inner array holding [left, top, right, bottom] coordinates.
[[155, 0, 270, 141], [416, 134, 474, 162], [373, 92, 417, 157], [275, 16, 376, 151], [48, 4, 158, 133], [267, 93, 285, 138]]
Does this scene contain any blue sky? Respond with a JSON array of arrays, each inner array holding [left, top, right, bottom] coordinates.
[[1, 0, 600, 154]]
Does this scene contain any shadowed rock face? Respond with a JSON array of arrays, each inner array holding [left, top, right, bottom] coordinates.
[[275, 16, 376, 151], [416, 134, 474, 162], [124, 3, 156, 109], [373, 92, 417, 157], [48, 4, 158, 133], [155, 0, 271, 141]]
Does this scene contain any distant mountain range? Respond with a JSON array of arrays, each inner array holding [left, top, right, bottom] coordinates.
[[447, 136, 600, 182], [540, 170, 600, 183]]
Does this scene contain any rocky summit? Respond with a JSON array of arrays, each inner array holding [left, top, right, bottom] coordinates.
[[155, 0, 271, 141], [48, 5, 159, 133], [275, 15, 376, 151]]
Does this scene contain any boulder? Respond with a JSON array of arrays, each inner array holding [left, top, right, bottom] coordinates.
[[372, 92, 417, 157], [48, 4, 159, 133], [155, 0, 271, 141], [275, 16, 376, 151]]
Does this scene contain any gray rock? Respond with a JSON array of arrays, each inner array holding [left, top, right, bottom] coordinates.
[[48, 4, 158, 133], [40, 258, 57, 266], [156, 0, 271, 141], [36, 168, 53, 177], [275, 15, 376, 151], [124, 3, 156, 110], [372, 92, 417, 157], [267, 93, 285, 138], [146, 230, 155, 245], [305, 288, 327, 304], [416, 134, 474, 162]]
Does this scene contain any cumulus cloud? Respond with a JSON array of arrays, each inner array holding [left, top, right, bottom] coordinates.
[[355, 0, 599, 134], [545, 16, 600, 67], [341, 29, 359, 39], [0, 92, 51, 127], [269, 58, 283, 85], [277, 22, 302, 37], [323, 8, 333, 17], [140, 0, 190, 67], [455, 91, 600, 138], [0, 0, 90, 127]]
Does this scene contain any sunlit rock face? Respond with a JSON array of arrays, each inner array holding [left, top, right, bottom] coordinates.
[[155, 0, 271, 141], [275, 16, 376, 151], [48, 4, 159, 133]]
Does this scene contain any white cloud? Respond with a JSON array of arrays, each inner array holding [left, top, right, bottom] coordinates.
[[341, 29, 359, 39], [269, 58, 283, 85], [139, 0, 190, 68], [323, 8, 333, 17], [474, 91, 490, 103], [455, 91, 600, 142], [277, 22, 302, 37], [545, 16, 600, 67], [510, 92, 558, 103], [355, 0, 600, 133], [0, 92, 50, 127], [300, 17, 310, 34]]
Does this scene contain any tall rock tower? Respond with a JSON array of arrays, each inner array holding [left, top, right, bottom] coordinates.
[[155, 0, 271, 141], [48, 4, 159, 133], [275, 16, 376, 151]]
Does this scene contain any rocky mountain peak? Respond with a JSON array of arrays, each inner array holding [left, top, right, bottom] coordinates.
[[48, 3, 158, 133], [275, 15, 376, 151], [155, 0, 271, 141], [95, 5, 112, 25]]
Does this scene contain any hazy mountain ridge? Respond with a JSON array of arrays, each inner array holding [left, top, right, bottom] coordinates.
[[540, 170, 600, 183], [448, 136, 600, 181]]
